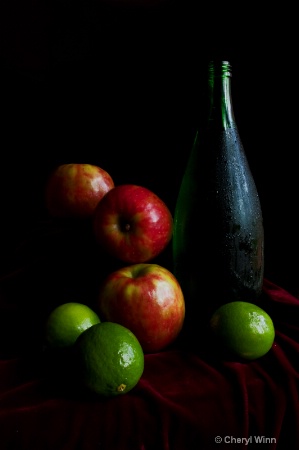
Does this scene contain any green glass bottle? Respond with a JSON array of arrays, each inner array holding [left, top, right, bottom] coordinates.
[[172, 60, 264, 328]]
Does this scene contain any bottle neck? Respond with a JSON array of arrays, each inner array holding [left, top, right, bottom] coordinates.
[[208, 61, 235, 130]]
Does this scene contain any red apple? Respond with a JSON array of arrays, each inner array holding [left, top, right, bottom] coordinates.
[[93, 184, 173, 263], [96, 263, 185, 353], [45, 163, 114, 218]]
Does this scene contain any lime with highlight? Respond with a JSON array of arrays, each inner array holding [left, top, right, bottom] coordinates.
[[45, 302, 101, 349], [210, 301, 275, 360], [74, 322, 144, 397]]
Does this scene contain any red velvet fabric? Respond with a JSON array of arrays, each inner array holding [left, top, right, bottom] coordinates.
[[1, 220, 299, 450]]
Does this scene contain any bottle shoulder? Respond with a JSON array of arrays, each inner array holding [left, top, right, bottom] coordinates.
[[175, 125, 263, 218], [185, 125, 250, 175]]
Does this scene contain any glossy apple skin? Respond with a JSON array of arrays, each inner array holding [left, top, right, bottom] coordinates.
[[93, 184, 173, 263], [45, 163, 114, 218], [96, 263, 185, 353]]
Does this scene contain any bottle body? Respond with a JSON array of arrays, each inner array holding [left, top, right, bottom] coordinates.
[[172, 61, 264, 326]]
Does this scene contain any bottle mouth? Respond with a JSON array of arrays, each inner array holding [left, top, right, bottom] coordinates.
[[209, 61, 232, 77]]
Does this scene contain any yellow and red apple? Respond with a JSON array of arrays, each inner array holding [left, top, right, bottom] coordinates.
[[96, 263, 185, 353], [92, 184, 173, 263], [45, 163, 114, 218]]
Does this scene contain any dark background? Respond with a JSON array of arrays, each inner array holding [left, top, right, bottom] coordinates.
[[0, 1, 298, 296]]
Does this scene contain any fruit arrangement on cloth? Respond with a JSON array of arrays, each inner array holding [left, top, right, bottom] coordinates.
[[42, 162, 275, 398]]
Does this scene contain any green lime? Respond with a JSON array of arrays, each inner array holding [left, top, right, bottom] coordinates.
[[74, 321, 144, 397], [209, 301, 275, 360], [45, 302, 101, 348]]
